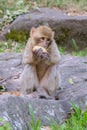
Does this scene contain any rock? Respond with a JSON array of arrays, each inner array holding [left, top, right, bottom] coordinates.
[[1, 8, 87, 50], [0, 93, 87, 130], [0, 95, 30, 130], [57, 55, 87, 100], [0, 53, 23, 91], [0, 53, 87, 129]]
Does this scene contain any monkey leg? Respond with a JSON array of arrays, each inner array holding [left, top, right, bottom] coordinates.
[[40, 64, 61, 96], [20, 64, 39, 95]]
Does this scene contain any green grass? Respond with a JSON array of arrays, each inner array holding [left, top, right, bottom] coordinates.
[[56, 102, 87, 130], [0, 0, 31, 30], [0, 118, 11, 130], [0, 40, 87, 57], [59, 46, 87, 57], [0, 0, 87, 29], [0, 40, 25, 52], [25, 0, 87, 8], [29, 103, 87, 130], [59, 46, 66, 55], [72, 39, 79, 51], [72, 48, 87, 57], [29, 104, 42, 130]]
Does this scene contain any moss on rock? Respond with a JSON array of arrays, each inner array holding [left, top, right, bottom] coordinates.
[[55, 27, 70, 45], [5, 29, 29, 42]]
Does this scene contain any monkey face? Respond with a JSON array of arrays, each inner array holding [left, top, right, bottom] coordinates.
[[34, 36, 52, 49], [30, 26, 54, 49]]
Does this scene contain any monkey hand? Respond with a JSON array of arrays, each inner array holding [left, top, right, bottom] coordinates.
[[41, 52, 51, 62], [33, 47, 43, 58], [32, 46, 49, 60]]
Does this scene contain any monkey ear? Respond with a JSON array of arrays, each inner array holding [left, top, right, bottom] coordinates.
[[30, 27, 36, 37]]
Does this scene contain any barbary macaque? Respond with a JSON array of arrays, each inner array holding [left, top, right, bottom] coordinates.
[[20, 26, 61, 99]]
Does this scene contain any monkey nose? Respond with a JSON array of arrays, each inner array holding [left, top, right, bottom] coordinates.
[[41, 41, 47, 48]]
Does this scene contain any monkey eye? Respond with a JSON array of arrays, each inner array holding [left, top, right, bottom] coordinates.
[[47, 38, 50, 42], [41, 37, 45, 40]]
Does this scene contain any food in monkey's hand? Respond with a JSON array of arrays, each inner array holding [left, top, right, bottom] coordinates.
[[32, 45, 49, 60], [32, 46, 47, 53]]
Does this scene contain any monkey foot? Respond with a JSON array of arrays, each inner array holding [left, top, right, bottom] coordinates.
[[25, 91, 54, 100]]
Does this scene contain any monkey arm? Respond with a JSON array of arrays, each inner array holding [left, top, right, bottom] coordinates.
[[51, 45, 61, 64], [23, 38, 39, 65], [23, 38, 41, 65], [22, 39, 33, 65], [45, 41, 61, 66]]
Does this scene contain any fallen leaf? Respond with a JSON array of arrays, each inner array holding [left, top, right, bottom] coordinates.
[[0, 91, 20, 96], [0, 85, 5, 92], [41, 126, 51, 130], [68, 78, 74, 85]]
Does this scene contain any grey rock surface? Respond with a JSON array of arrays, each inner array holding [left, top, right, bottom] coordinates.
[[0, 53, 87, 129], [0, 94, 87, 130], [0, 8, 87, 50], [0, 95, 30, 130], [0, 53, 23, 91]]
